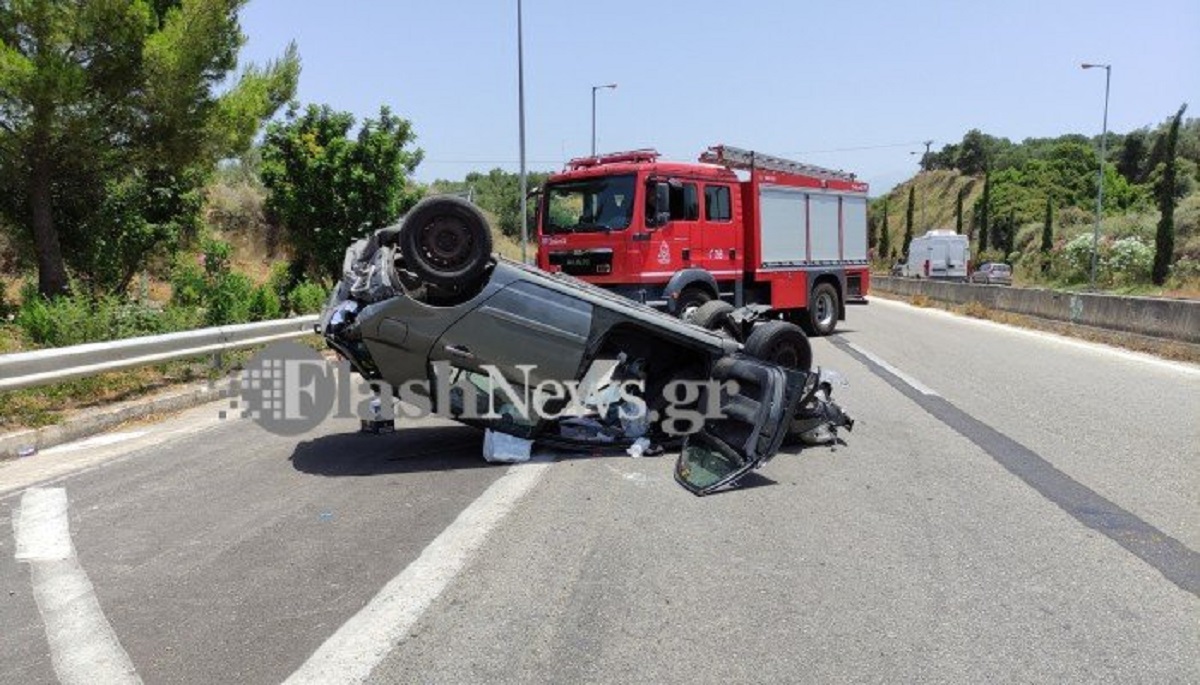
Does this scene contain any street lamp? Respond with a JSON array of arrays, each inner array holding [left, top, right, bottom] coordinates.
[[1082, 62, 1111, 291], [591, 83, 617, 156], [909, 140, 933, 228], [517, 0, 528, 263]]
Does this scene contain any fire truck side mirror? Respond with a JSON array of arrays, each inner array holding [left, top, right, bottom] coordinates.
[[646, 182, 671, 228]]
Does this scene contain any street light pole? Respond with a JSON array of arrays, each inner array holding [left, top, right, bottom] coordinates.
[[517, 0, 527, 263], [910, 140, 933, 228], [1082, 63, 1111, 291], [591, 83, 617, 156]]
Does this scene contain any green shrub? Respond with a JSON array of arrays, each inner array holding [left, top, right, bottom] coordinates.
[[1107, 237, 1153, 285], [170, 260, 207, 308], [1062, 234, 1099, 282], [205, 272, 255, 326], [14, 284, 55, 345], [248, 284, 283, 321], [266, 259, 300, 303], [200, 237, 233, 279], [288, 281, 327, 315]]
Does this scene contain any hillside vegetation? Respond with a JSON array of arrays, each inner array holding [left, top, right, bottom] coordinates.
[[872, 112, 1198, 293]]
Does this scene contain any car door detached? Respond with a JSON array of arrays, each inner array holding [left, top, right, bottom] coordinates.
[[675, 355, 807, 495]]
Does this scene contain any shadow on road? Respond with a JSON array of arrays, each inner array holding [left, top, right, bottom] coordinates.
[[289, 424, 493, 477]]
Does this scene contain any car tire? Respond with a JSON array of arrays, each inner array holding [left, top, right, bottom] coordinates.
[[744, 321, 812, 372], [689, 300, 734, 330], [676, 287, 712, 320], [802, 282, 840, 336], [399, 196, 493, 289]]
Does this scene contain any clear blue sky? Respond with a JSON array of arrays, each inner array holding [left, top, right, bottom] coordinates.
[[237, 0, 1199, 196]]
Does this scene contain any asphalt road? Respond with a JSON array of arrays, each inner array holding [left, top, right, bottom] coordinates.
[[1, 299, 1197, 684]]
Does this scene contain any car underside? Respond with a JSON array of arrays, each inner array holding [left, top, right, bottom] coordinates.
[[319, 196, 852, 494]]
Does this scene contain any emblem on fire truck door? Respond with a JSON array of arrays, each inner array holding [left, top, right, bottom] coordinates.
[[657, 242, 670, 265]]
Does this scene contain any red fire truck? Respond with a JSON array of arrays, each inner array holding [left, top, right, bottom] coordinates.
[[534, 145, 870, 335]]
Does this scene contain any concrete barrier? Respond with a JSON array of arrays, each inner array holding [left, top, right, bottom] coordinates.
[[872, 276, 1200, 344]]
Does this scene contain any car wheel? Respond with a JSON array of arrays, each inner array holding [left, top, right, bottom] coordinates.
[[689, 300, 734, 330], [676, 287, 712, 320], [399, 196, 493, 289], [744, 321, 812, 372], [801, 282, 839, 336]]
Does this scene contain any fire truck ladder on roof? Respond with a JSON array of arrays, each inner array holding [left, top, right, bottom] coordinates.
[[699, 144, 857, 182]]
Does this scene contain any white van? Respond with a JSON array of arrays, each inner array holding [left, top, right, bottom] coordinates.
[[904, 230, 970, 281]]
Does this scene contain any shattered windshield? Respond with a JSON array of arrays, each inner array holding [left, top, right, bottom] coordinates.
[[543, 174, 636, 233]]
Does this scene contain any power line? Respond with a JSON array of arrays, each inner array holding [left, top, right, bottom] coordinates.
[[783, 141, 932, 156], [422, 140, 938, 166]]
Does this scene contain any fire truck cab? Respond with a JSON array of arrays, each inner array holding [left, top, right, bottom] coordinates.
[[535, 145, 870, 335]]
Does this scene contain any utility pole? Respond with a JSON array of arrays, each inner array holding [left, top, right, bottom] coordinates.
[[910, 140, 934, 228]]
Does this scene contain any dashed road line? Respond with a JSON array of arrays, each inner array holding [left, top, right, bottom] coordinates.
[[14, 487, 142, 685]]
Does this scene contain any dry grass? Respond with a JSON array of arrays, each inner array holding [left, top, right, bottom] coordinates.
[[1, 337, 322, 432], [1, 360, 212, 430]]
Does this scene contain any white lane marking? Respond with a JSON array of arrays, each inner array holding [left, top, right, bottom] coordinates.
[[13, 488, 142, 685], [284, 458, 552, 685], [870, 295, 1200, 377], [845, 342, 941, 396], [39, 431, 149, 457]]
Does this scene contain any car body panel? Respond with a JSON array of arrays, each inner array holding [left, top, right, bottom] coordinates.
[[321, 236, 782, 461]]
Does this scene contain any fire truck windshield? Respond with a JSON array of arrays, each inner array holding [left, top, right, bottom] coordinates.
[[543, 174, 636, 234]]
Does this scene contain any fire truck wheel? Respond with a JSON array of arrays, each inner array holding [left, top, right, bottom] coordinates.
[[803, 282, 840, 336], [689, 300, 734, 330], [399, 196, 493, 289], [744, 321, 812, 371], [676, 287, 713, 320]]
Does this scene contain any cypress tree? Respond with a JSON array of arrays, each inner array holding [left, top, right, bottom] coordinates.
[[1041, 195, 1054, 274], [1152, 104, 1187, 285], [879, 202, 891, 260], [1005, 210, 1016, 256], [902, 185, 915, 256], [979, 172, 991, 252], [955, 186, 966, 234]]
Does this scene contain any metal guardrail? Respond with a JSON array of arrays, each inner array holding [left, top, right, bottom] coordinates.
[[0, 316, 320, 392]]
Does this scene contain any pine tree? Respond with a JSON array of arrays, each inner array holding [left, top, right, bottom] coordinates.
[[1152, 104, 1188, 285], [0, 2, 299, 296], [902, 185, 915, 256]]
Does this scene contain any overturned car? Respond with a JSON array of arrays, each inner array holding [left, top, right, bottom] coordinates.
[[319, 196, 851, 495]]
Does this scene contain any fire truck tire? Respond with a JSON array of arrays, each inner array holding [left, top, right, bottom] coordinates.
[[744, 321, 812, 372], [803, 282, 840, 336], [689, 300, 734, 330], [399, 196, 493, 289], [676, 287, 713, 319]]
